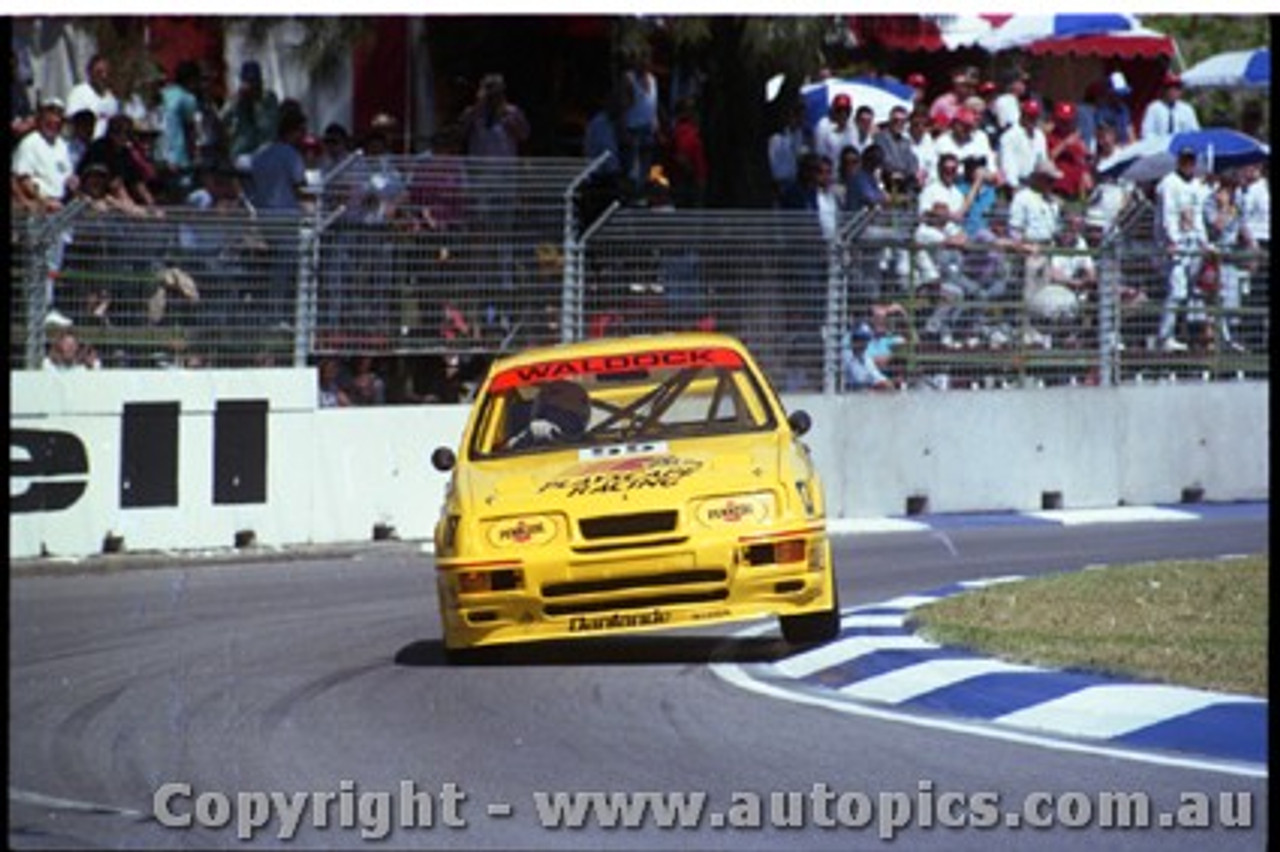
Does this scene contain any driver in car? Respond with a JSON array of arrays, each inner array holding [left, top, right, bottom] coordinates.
[[507, 380, 591, 448]]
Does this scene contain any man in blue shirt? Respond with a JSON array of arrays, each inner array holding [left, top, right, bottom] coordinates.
[[248, 106, 308, 325]]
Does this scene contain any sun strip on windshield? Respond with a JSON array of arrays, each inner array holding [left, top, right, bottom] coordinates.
[[488, 347, 745, 391]]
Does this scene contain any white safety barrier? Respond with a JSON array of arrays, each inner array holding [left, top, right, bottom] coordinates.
[[10, 370, 1268, 560]]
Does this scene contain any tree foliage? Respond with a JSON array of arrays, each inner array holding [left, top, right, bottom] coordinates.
[[1143, 14, 1270, 67], [617, 16, 839, 207]]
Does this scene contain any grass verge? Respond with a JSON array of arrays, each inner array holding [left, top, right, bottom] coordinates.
[[911, 556, 1268, 697]]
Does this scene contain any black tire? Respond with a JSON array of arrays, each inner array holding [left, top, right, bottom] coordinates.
[[779, 587, 841, 646], [443, 644, 503, 666]]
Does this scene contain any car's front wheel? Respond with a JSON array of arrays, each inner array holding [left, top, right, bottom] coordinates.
[[779, 588, 841, 646]]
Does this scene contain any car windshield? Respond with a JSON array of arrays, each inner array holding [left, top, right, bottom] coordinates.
[[470, 346, 778, 459]]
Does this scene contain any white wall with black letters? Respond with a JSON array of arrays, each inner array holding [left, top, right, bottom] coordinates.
[[10, 371, 1269, 560]]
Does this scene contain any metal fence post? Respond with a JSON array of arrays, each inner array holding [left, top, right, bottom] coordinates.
[[1096, 236, 1122, 387], [563, 153, 614, 345], [22, 216, 48, 370], [824, 226, 853, 396], [293, 219, 314, 367], [23, 201, 85, 369]]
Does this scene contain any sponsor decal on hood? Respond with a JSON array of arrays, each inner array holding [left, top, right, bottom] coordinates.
[[538, 454, 704, 498]]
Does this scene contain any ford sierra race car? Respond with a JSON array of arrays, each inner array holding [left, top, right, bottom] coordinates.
[[429, 332, 839, 661]]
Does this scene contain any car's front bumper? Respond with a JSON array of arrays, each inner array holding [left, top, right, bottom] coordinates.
[[436, 524, 835, 650]]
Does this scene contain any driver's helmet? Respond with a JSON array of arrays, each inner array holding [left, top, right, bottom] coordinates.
[[533, 380, 591, 436]]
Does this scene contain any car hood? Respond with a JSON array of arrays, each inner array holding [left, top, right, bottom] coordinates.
[[461, 434, 783, 516]]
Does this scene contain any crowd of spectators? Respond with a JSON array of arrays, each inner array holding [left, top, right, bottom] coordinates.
[[760, 64, 1270, 388], [12, 42, 1270, 393]]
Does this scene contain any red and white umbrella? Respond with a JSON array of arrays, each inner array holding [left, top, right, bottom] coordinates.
[[977, 13, 1170, 56]]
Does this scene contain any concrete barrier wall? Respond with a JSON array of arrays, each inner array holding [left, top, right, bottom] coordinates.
[[10, 370, 1268, 559]]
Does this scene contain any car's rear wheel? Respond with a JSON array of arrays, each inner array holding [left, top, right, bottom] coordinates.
[[779, 587, 841, 646]]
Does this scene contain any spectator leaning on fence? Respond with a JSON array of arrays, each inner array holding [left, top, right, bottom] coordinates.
[[65, 54, 120, 140], [1008, 163, 1062, 348], [248, 105, 308, 326], [12, 98, 76, 213], [841, 321, 892, 391], [1035, 214, 1097, 346]]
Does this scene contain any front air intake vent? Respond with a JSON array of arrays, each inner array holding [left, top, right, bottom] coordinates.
[[579, 511, 678, 540]]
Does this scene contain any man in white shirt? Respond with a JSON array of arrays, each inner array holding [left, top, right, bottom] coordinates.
[[1154, 148, 1210, 350], [1140, 73, 1200, 139], [913, 154, 976, 344], [999, 100, 1054, 189], [851, 105, 877, 154], [65, 54, 120, 140], [907, 109, 938, 190], [932, 108, 997, 183], [768, 99, 811, 201], [1238, 162, 1270, 247], [814, 94, 857, 166], [991, 67, 1028, 133], [12, 98, 76, 211], [1009, 165, 1062, 346]]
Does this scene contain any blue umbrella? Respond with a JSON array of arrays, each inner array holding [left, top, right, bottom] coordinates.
[[1182, 47, 1270, 90], [1097, 128, 1270, 183], [800, 77, 914, 130]]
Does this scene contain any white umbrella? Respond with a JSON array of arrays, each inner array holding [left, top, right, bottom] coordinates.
[[800, 78, 914, 129], [1182, 47, 1270, 90]]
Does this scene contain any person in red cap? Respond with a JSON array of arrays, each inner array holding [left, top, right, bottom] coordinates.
[[814, 91, 857, 166], [1140, 70, 1201, 139], [905, 72, 928, 108], [998, 98, 1055, 189], [931, 105, 997, 186], [1047, 100, 1093, 200]]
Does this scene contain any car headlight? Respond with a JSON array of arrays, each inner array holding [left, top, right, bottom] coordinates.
[[484, 514, 559, 548], [695, 492, 775, 528]]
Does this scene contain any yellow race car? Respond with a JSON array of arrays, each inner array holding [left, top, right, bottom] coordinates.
[[429, 332, 839, 661]]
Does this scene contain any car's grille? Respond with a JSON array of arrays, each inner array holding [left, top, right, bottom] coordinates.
[[543, 569, 726, 598], [544, 589, 728, 617], [579, 511, 678, 540], [541, 568, 729, 617]]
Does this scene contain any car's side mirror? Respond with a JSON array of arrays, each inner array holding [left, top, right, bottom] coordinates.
[[788, 410, 812, 436], [431, 447, 456, 472]]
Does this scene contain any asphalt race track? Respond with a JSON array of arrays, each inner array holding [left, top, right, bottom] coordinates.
[[9, 511, 1269, 850]]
